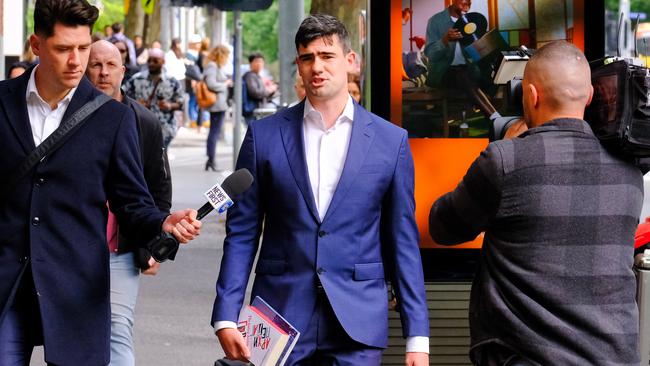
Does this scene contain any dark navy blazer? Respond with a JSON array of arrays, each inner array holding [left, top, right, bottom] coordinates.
[[212, 101, 429, 348], [0, 71, 167, 365]]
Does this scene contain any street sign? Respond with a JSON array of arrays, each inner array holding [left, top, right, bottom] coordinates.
[[142, 0, 155, 14]]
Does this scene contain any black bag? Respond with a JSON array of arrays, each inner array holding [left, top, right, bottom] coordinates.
[[0, 93, 112, 203], [585, 59, 650, 157], [226, 73, 259, 115], [241, 72, 258, 117]]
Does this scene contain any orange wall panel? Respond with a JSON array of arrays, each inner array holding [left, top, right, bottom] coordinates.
[[391, 1, 403, 126], [411, 138, 488, 249]]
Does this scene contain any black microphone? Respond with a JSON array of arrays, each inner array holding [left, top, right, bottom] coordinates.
[[196, 168, 254, 220], [147, 168, 254, 262]]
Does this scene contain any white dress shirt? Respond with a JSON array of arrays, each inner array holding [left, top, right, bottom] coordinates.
[[302, 96, 354, 221], [164, 50, 186, 82], [26, 66, 77, 146], [215, 96, 429, 354]]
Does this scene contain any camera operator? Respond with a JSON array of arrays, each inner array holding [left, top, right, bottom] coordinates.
[[429, 41, 642, 365]]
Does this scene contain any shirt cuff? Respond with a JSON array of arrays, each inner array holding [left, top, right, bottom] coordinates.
[[406, 336, 430, 354], [213, 320, 238, 335]]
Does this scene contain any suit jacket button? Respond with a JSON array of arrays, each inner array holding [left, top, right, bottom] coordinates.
[[35, 177, 45, 187], [318, 230, 327, 237], [19, 256, 28, 263], [32, 217, 40, 226]]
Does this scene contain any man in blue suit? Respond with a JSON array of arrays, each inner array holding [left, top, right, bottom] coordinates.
[[0, 1, 201, 365], [212, 14, 429, 366]]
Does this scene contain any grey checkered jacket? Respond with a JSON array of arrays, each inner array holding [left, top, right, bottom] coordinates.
[[430, 118, 643, 365]]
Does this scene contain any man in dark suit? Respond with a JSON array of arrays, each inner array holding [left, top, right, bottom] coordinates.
[[87, 39, 172, 366], [212, 15, 429, 366], [0, 1, 201, 365], [429, 41, 642, 365]]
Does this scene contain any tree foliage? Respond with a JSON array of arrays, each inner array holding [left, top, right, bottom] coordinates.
[[227, 2, 279, 63], [605, 0, 650, 17], [92, 0, 126, 34], [242, 1, 279, 62], [310, 0, 365, 54], [226, 0, 312, 65]]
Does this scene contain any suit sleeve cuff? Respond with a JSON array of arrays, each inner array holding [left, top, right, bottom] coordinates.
[[406, 336, 429, 354], [213, 320, 238, 335]]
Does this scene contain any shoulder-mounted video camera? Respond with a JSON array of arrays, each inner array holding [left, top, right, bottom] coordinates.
[[488, 46, 531, 141], [585, 57, 650, 157], [490, 48, 650, 159]]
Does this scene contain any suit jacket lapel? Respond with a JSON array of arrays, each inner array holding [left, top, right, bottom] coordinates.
[[1, 70, 36, 154], [322, 103, 375, 223], [280, 102, 320, 223]]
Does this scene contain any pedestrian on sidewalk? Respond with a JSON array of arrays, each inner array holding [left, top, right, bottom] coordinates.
[[107, 23, 137, 69], [203, 44, 232, 172], [87, 39, 172, 366], [124, 48, 185, 148]]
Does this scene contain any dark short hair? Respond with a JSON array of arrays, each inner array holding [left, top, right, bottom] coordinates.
[[111, 23, 123, 34], [295, 14, 351, 53], [34, 0, 99, 38], [6, 61, 31, 79], [248, 53, 265, 63]]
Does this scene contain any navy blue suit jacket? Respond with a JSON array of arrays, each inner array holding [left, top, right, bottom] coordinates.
[[212, 102, 429, 348], [0, 71, 167, 365]]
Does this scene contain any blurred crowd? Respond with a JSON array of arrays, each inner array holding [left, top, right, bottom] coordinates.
[[7, 22, 363, 172]]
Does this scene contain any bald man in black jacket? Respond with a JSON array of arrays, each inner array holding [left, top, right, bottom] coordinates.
[[87, 39, 172, 365]]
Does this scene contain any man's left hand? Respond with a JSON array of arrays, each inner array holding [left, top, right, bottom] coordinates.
[[405, 352, 429, 366], [162, 209, 201, 243]]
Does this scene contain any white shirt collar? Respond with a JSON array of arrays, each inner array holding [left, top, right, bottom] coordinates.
[[26, 65, 77, 108], [303, 95, 355, 130]]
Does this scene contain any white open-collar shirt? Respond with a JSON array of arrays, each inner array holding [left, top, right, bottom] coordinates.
[[26, 66, 77, 146], [302, 95, 354, 221]]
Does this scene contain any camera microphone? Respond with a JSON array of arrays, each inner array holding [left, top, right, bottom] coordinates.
[[147, 168, 254, 262]]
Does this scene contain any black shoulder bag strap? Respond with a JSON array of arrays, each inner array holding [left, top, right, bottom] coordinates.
[[0, 93, 112, 203]]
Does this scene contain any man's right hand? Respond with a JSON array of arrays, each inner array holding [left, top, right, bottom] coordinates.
[[162, 209, 201, 244], [442, 27, 463, 46], [216, 328, 250, 362]]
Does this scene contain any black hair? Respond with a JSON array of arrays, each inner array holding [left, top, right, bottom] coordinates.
[[6, 61, 31, 79], [295, 14, 351, 53], [34, 0, 99, 38], [110, 39, 131, 64], [111, 23, 124, 34], [248, 53, 265, 63]]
